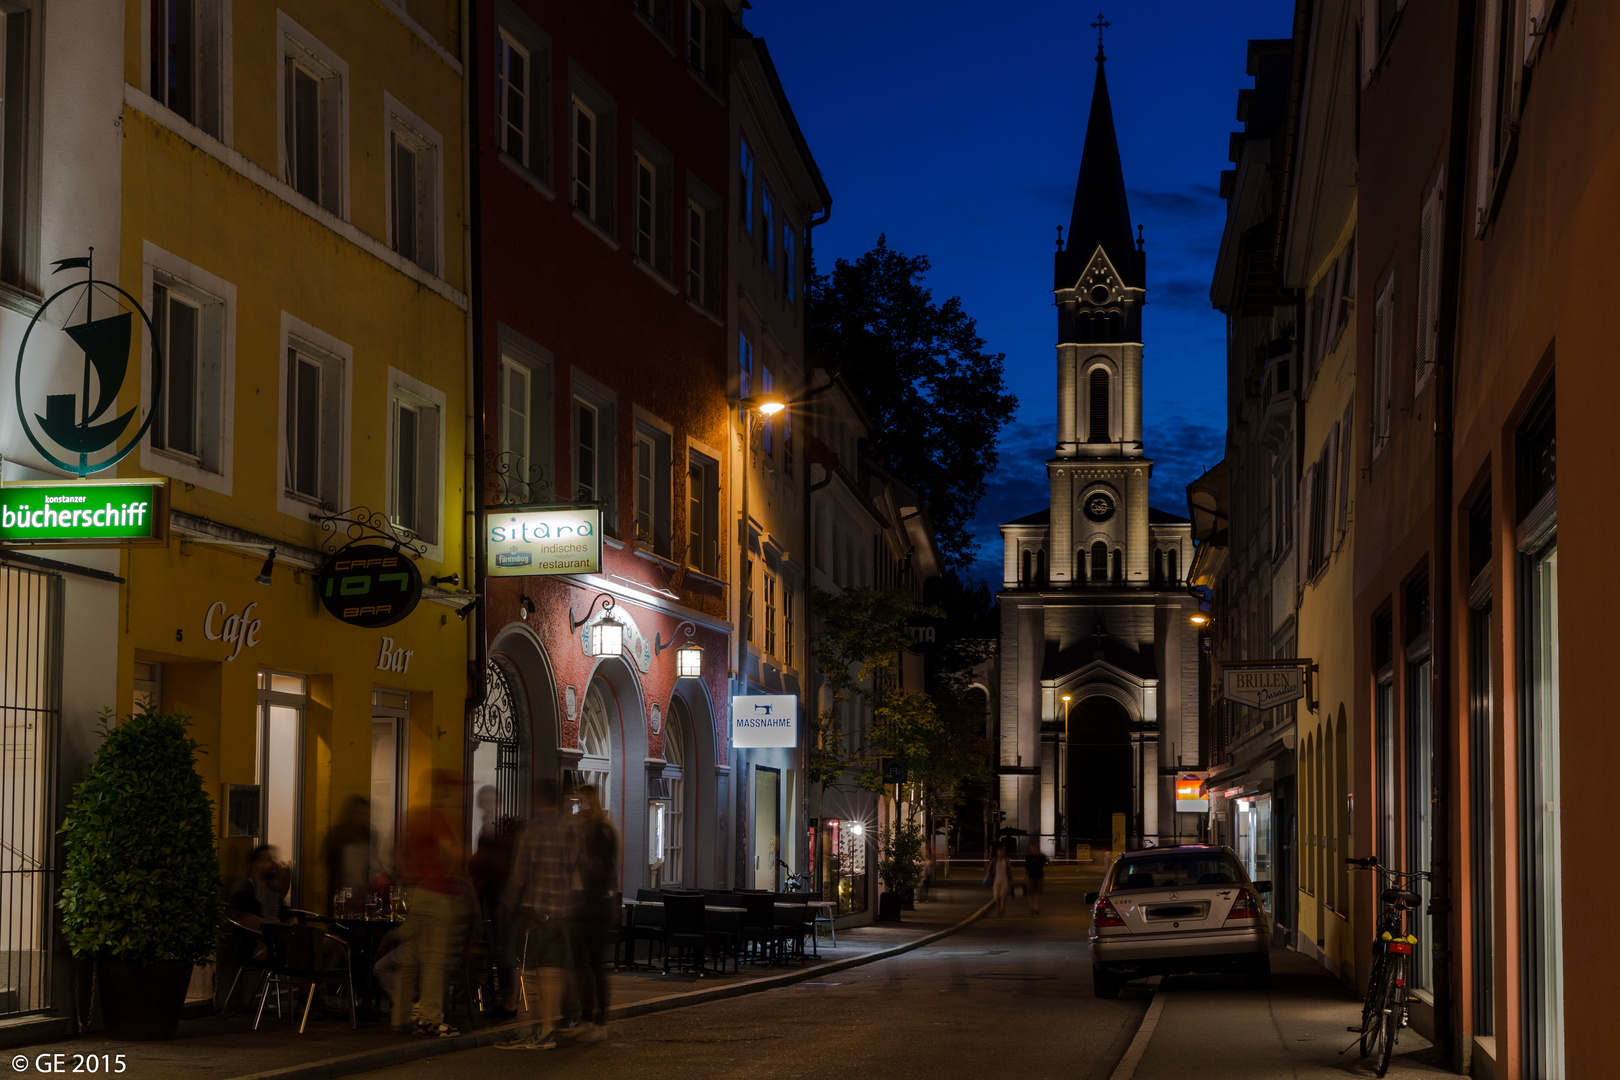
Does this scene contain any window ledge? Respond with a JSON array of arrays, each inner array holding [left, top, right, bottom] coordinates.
[[687, 66, 727, 107], [683, 566, 726, 588], [635, 546, 679, 570], [633, 257, 679, 295], [0, 281, 43, 317], [687, 297, 724, 327], [633, 11, 677, 55], [602, 533, 626, 550], [499, 152, 556, 200], [572, 208, 621, 251]]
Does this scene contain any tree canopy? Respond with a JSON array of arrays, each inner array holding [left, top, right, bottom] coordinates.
[[809, 236, 1018, 571]]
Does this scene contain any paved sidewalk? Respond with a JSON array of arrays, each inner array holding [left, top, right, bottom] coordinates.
[[1116, 947, 1460, 1079], [12, 885, 990, 1080]]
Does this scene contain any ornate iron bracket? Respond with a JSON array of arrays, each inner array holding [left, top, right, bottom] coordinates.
[[308, 504, 428, 558], [654, 620, 696, 655], [484, 449, 554, 507], [568, 592, 615, 632]]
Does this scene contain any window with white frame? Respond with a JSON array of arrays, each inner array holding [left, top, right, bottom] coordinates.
[[782, 222, 795, 301], [738, 330, 753, 400], [686, 199, 706, 299], [386, 103, 440, 275], [573, 380, 616, 526], [151, 272, 227, 472], [761, 365, 775, 456], [632, 0, 671, 38], [783, 583, 794, 664], [634, 420, 672, 557], [688, 448, 719, 576], [149, 0, 226, 139], [738, 136, 754, 231], [1372, 274, 1394, 459], [1414, 173, 1442, 396], [634, 153, 656, 264], [1335, 399, 1354, 548], [389, 378, 442, 545], [687, 0, 708, 74], [496, 29, 529, 162], [744, 557, 755, 643], [763, 571, 777, 656], [761, 184, 776, 267], [0, 5, 39, 293], [498, 343, 553, 502], [494, 13, 550, 180], [284, 340, 344, 507], [569, 71, 616, 235], [281, 24, 345, 216], [663, 708, 685, 885]]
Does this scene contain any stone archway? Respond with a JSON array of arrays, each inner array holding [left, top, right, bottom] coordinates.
[[484, 622, 561, 818], [1065, 693, 1133, 842], [583, 655, 649, 892]]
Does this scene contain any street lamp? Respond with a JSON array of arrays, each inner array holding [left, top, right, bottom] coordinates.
[[1189, 611, 1210, 627], [1060, 694, 1072, 856]]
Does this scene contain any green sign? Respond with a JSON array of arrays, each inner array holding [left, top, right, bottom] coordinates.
[[0, 480, 165, 542]]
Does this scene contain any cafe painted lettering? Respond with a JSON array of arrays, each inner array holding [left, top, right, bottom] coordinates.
[[204, 601, 262, 662]]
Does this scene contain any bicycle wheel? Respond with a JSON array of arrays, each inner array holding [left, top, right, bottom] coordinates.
[[1359, 955, 1386, 1057], [1375, 954, 1404, 1078]]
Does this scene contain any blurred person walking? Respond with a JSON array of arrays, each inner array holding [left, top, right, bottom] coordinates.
[[567, 785, 618, 1042], [391, 770, 467, 1038], [321, 795, 377, 913], [990, 841, 1011, 915], [468, 784, 521, 1018], [1024, 848, 1048, 916], [499, 779, 575, 1051]]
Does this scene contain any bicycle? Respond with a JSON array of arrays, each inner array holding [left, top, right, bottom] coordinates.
[[775, 857, 813, 893], [1343, 856, 1428, 1077]]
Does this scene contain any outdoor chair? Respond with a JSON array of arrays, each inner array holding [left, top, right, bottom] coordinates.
[[772, 897, 813, 962], [660, 892, 709, 974], [253, 922, 355, 1034], [738, 892, 790, 965], [442, 889, 485, 1030], [220, 916, 272, 1015], [627, 889, 666, 968]]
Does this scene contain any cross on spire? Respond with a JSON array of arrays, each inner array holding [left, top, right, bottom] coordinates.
[[1090, 10, 1111, 61]]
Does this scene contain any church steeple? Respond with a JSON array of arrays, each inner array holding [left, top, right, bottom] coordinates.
[[1056, 54, 1143, 289]]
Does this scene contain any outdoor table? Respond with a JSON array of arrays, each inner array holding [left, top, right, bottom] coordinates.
[[304, 914, 403, 1015]]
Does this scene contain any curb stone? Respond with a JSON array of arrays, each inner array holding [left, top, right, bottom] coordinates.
[[224, 899, 995, 1080]]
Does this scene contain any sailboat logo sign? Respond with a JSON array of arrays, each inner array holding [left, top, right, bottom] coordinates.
[[14, 255, 162, 477]]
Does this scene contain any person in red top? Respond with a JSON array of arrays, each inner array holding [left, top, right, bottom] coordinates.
[[391, 769, 467, 1037]]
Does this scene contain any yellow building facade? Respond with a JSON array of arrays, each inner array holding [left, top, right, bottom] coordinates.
[[115, 0, 469, 903]]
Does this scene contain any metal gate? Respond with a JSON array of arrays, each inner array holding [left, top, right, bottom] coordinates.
[[0, 562, 63, 1018]]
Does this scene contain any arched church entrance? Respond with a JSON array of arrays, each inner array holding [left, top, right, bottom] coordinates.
[[1066, 694, 1132, 842]]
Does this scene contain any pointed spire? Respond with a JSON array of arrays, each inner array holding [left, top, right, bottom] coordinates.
[[1058, 52, 1141, 288]]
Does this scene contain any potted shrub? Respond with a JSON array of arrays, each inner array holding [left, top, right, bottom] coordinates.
[[58, 706, 221, 1039], [876, 822, 924, 922]]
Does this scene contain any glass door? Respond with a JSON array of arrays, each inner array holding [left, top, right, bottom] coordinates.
[[753, 766, 780, 890], [257, 671, 306, 904]]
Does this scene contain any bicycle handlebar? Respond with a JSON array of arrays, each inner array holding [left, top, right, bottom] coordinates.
[[1346, 856, 1430, 881], [1345, 856, 1379, 868]]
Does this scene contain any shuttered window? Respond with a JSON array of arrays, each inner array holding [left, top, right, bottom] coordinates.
[[1088, 367, 1110, 442]]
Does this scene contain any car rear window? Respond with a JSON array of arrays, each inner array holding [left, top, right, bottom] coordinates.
[[1108, 852, 1246, 891]]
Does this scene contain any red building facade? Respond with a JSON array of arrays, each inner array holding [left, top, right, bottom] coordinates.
[[469, 0, 741, 893]]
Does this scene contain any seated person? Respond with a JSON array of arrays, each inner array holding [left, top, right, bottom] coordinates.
[[229, 845, 291, 951]]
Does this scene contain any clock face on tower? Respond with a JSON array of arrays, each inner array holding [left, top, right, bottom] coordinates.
[[1084, 492, 1116, 523]]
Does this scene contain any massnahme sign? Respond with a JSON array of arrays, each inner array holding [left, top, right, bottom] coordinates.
[[0, 479, 166, 543], [1221, 666, 1305, 709], [486, 506, 603, 577], [731, 695, 798, 748]]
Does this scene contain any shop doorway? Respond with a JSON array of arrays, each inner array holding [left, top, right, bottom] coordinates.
[[472, 656, 529, 820], [1067, 695, 1132, 842], [257, 670, 307, 904], [0, 563, 62, 1018], [371, 689, 408, 864], [753, 766, 780, 890]]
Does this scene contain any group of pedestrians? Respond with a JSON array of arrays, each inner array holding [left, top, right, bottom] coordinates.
[[984, 839, 1047, 916]]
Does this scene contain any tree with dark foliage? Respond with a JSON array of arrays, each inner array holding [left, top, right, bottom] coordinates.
[[809, 236, 1018, 572]]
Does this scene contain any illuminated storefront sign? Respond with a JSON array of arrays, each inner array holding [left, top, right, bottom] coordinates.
[[316, 544, 423, 628], [0, 479, 166, 543], [731, 694, 797, 748], [486, 506, 603, 577], [1221, 666, 1305, 709], [1175, 772, 1209, 814]]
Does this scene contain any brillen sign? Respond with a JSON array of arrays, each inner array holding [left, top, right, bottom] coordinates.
[[0, 479, 166, 543], [486, 507, 603, 577], [1221, 666, 1305, 709]]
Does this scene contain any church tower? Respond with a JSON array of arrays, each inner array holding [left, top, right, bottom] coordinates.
[[997, 28, 1199, 858], [1048, 45, 1153, 589]]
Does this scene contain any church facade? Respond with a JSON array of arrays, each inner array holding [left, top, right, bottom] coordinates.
[[998, 50, 1202, 854]]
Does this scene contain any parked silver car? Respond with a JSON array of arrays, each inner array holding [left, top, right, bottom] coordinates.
[[1086, 845, 1272, 998]]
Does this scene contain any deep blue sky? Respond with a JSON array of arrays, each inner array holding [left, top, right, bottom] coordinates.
[[749, 0, 1294, 585]]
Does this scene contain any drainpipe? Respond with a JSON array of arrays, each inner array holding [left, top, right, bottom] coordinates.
[[1429, 0, 1478, 1066], [464, 2, 489, 748]]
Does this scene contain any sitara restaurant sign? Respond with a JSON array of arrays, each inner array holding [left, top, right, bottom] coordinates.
[[486, 506, 603, 577], [1221, 665, 1305, 709], [0, 479, 166, 543], [732, 695, 798, 749]]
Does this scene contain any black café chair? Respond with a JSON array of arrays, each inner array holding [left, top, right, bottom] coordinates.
[[253, 922, 356, 1034], [660, 892, 709, 974], [443, 892, 486, 1030], [627, 889, 667, 968], [738, 892, 789, 965], [772, 896, 812, 963]]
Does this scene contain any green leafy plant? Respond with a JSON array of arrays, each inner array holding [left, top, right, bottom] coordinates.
[[876, 820, 925, 896], [58, 706, 221, 964]]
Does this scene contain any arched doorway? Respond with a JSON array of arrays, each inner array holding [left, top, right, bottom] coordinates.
[[579, 683, 613, 809], [654, 697, 690, 888], [1066, 695, 1132, 841], [483, 623, 562, 819]]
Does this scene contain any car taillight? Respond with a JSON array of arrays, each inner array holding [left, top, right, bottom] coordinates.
[[1093, 895, 1125, 928], [1225, 888, 1262, 922]]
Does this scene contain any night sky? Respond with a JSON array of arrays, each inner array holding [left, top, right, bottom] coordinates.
[[749, 0, 1295, 585]]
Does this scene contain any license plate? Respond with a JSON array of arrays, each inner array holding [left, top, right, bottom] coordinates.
[[1147, 905, 1202, 919], [1387, 942, 1412, 954]]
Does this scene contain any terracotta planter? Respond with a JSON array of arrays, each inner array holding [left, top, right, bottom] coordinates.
[[97, 959, 191, 1040]]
